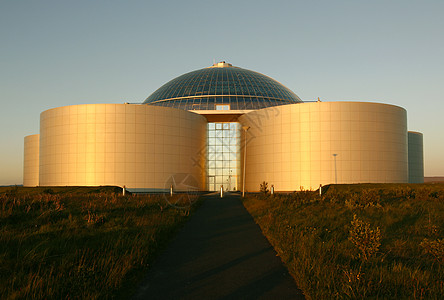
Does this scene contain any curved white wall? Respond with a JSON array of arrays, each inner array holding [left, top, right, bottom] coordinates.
[[23, 134, 40, 187], [408, 131, 424, 183], [239, 102, 408, 191], [39, 104, 207, 190]]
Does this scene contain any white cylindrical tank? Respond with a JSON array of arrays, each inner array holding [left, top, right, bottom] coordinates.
[[23, 134, 40, 187], [239, 102, 409, 191], [408, 131, 424, 183]]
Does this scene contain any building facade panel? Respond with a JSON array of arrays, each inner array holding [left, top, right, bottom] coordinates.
[[239, 102, 409, 191], [37, 104, 207, 190], [408, 131, 424, 183]]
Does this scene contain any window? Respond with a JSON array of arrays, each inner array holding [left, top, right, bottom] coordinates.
[[216, 104, 230, 111], [206, 122, 241, 191]]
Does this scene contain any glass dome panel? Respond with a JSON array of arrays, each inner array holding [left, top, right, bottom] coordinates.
[[143, 62, 302, 110]]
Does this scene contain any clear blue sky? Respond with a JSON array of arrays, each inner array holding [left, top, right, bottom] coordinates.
[[1, 0, 443, 185]]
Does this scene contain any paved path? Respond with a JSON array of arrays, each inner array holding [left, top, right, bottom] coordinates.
[[133, 192, 305, 299]]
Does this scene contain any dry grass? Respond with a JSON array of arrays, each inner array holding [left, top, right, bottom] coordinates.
[[0, 187, 200, 299], [243, 183, 444, 299]]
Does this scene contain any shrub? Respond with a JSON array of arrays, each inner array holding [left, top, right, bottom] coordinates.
[[259, 181, 269, 194], [349, 214, 381, 261], [420, 238, 444, 263]]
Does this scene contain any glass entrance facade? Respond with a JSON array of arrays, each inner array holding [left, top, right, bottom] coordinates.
[[207, 122, 241, 191]]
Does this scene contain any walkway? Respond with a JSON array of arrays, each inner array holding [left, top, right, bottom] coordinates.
[[133, 192, 305, 299]]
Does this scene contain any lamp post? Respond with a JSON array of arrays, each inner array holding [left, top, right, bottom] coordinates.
[[242, 126, 250, 197], [333, 153, 338, 184]]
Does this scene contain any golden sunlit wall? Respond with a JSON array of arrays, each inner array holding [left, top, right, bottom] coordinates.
[[239, 102, 409, 191], [37, 104, 207, 189], [23, 134, 40, 187]]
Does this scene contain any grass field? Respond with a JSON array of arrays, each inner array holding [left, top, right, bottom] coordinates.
[[243, 183, 444, 299], [0, 186, 200, 299]]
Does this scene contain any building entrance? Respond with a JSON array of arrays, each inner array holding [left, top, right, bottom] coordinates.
[[207, 122, 241, 191]]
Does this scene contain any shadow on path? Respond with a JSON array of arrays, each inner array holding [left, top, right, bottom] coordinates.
[[133, 192, 305, 299]]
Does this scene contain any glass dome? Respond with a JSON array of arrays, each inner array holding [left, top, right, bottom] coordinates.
[[143, 62, 303, 110]]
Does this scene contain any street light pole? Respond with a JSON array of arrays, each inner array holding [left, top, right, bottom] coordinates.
[[333, 153, 338, 184], [242, 126, 250, 197]]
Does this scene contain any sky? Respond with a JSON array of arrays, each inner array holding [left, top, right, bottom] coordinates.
[[1, 0, 443, 185]]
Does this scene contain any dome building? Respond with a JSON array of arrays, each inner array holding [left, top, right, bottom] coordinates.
[[23, 62, 424, 191], [144, 61, 302, 110]]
